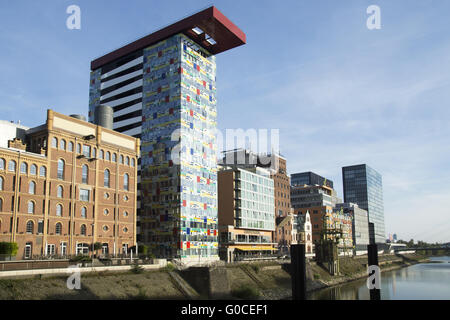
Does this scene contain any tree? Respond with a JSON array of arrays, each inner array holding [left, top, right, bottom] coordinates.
[[0, 242, 19, 260], [93, 242, 102, 256]]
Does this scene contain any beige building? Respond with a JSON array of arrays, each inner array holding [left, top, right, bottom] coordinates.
[[0, 110, 139, 259], [217, 165, 276, 262]]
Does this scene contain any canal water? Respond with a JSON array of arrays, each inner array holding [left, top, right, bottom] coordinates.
[[308, 256, 450, 300]]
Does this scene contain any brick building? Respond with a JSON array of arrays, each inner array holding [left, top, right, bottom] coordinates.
[[0, 110, 139, 259]]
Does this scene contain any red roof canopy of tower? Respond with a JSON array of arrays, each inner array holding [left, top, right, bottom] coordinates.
[[90, 6, 246, 70]]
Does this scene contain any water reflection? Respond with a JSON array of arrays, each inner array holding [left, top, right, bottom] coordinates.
[[308, 256, 450, 300]]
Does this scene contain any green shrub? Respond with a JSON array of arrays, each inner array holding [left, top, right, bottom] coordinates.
[[131, 263, 144, 274], [138, 244, 149, 255], [164, 262, 175, 272], [0, 242, 18, 256], [70, 255, 92, 263], [313, 273, 321, 280], [251, 264, 260, 273], [231, 285, 260, 299]]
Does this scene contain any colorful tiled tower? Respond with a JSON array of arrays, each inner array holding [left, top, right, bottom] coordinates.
[[88, 7, 245, 263]]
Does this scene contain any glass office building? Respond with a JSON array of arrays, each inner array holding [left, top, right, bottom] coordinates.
[[342, 164, 385, 244], [291, 171, 333, 188]]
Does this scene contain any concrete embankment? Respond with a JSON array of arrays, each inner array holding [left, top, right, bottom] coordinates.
[[0, 254, 429, 300]]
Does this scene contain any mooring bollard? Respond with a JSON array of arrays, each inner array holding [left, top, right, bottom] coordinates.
[[291, 244, 306, 300], [367, 244, 381, 300]]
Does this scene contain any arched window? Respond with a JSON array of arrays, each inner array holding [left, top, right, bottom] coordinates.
[[100, 150, 104, 159], [68, 141, 74, 152], [104, 169, 110, 188], [76, 143, 81, 154], [57, 185, 63, 198], [80, 224, 87, 236], [40, 166, 46, 177], [124, 174, 129, 191], [125, 157, 130, 166], [55, 223, 62, 235], [0, 158, 5, 170], [52, 137, 58, 148], [20, 162, 28, 174], [0, 198, 3, 212], [30, 164, 37, 175], [60, 139, 66, 150], [112, 153, 117, 162], [8, 160, 16, 172], [120, 155, 124, 164], [0, 177, 3, 191], [131, 158, 135, 167], [56, 204, 63, 217], [82, 165, 88, 184], [26, 221, 34, 234], [29, 181, 36, 194], [106, 152, 111, 161], [92, 148, 97, 158], [28, 201, 35, 214], [57, 159, 65, 180], [81, 207, 87, 218]]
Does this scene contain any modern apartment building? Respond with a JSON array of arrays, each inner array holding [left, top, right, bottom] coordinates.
[[0, 110, 139, 259], [291, 184, 341, 209], [88, 7, 245, 262], [291, 171, 333, 189], [218, 166, 276, 262], [335, 202, 370, 251], [342, 164, 385, 244]]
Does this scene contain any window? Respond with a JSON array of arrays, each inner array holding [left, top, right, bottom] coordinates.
[[76, 143, 81, 153], [80, 189, 89, 202], [81, 207, 87, 218], [123, 211, 129, 217], [55, 223, 62, 235], [57, 185, 63, 198], [106, 152, 111, 161], [103, 225, 109, 232], [112, 153, 116, 162], [30, 164, 37, 175], [8, 160, 16, 172], [123, 227, 128, 233], [56, 204, 62, 217], [60, 139, 66, 150], [26, 221, 34, 234], [100, 150, 104, 159], [80, 224, 86, 236], [29, 181, 36, 194], [92, 148, 96, 158], [68, 141, 74, 152], [125, 157, 130, 166], [24, 242, 32, 259], [40, 166, 46, 177], [131, 158, 135, 167], [20, 162, 28, 174], [0, 198, 3, 211], [57, 159, 65, 180], [0, 158, 4, 170], [28, 201, 35, 214], [52, 137, 58, 148], [82, 165, 88, 184], [120, 155, 124, 164], [0, 177, 3, 191], [124, 174, 129, 191], [104, 169, 110, 188], [103, 209, 109, 216], [83, 145, 91, 158]]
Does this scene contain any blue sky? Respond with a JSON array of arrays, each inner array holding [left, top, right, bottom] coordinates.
[[1, 0, 449, 242]]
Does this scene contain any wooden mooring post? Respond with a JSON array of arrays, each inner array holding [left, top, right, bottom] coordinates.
[[291, 244, 306, 300]]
